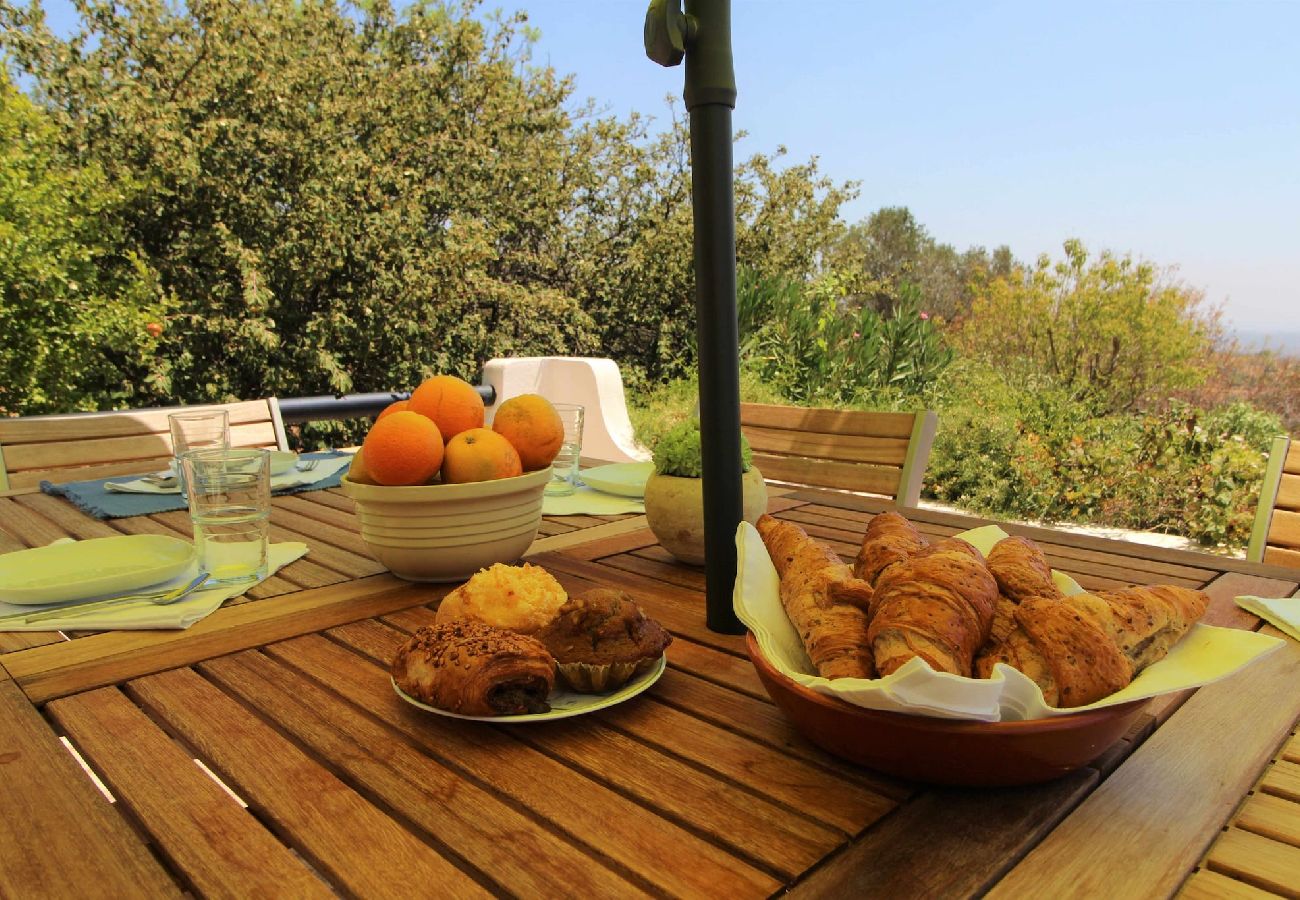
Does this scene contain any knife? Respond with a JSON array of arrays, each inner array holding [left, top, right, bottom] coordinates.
[[0, 571, 212, 627]]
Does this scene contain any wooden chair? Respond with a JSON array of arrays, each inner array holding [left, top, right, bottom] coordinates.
[[1246, 434, 1300, 568], [739, 402, 938, 506], [0, 399, 288, 491]]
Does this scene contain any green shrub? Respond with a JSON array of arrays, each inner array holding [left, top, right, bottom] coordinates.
[[957, 239, 1219, 414], [627, 370, 786, 454], [738, 268, 952, 406], [924, 360, 1280, 549]]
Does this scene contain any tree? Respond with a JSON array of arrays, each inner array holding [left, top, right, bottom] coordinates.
[[956, 239, 1220, 413], [1, 0, 859, 406], [0, 71, 169, 414], [826, 205, 1014, 321], [1, 0, 600, 407]]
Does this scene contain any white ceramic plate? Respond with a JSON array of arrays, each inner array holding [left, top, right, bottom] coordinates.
[[392, 654, 667, 722], [0, 535, 196, 605], [580, 462, 655, 498]]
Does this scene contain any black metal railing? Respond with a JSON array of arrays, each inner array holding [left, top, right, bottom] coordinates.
[[277, 385, 497, 425]]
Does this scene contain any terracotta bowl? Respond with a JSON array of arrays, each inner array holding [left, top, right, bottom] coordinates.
[[340, 468, 550, 582], [746, 634, 1148, 787]]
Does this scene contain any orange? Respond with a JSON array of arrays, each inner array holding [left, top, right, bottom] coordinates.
[[376, 399, 410, 421], [491, 394, 564, 471], [346, 447, 379, 485], [360, 411, 444, 486], [409, 375, 484, 441], [441, 428, 523, 484]]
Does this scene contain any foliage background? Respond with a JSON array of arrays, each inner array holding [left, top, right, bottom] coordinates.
[[2, 0, 1294, 551]]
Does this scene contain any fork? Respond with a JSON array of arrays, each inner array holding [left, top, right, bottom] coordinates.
[[0, 571, 212, 627], [142, 472, 179, 486], [295, 459, 320, 472]]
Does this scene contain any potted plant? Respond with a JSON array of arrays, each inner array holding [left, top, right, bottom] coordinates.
[[643, 419, 768, 565]]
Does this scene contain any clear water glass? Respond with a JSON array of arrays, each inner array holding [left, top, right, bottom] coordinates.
[[169, 410, 231, 494], [181, 448, 270, 585], [545, 403, 585, 497]]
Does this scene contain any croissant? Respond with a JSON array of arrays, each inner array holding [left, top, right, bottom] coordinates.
[[980, 585, 1211, 707], [986, 536, 1063, 604], [868, 538, 999, 677], [1009, 595, 1132, 706], [757, 514, 875, 679], [975, 535, 1067, 683], [391, 621, 557, 716], [854, 510, 929, 586], [976, 594, 1060, 693], [1088, 585, 1210, 672]]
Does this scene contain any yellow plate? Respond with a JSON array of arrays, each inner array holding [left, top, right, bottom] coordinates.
[[392, 654, 666, 722], [0, 535, 195, 605]]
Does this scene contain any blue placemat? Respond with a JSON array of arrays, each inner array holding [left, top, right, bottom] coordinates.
[[41, 451, 351, 520]]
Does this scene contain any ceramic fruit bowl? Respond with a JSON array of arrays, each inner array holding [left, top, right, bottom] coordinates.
[[746, 634, 1148, 787], [340, 467, 550, 582]]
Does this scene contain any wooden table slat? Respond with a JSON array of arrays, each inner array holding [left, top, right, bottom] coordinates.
[[0, 675, 181, 898], [1261, 758, 1300, 804], [129, 666, 491, 898], [47, 686, 333, 899], [0, 495, 76, 547], [1179, 868, 1285, 899], [1205, 827, 1300, 898], [1235, 790, 1300, 848], [200, 649, 650, 898], [265, 630, 782, 897], [788, 770, 1099, 899]]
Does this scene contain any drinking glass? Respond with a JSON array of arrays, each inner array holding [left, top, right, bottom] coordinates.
[[545, 403, 585, 497], [180, 448, 271, 585], [168, 409, 230, 482]]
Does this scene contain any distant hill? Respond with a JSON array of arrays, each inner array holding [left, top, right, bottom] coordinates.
[[1234, 330, 1300, 356]]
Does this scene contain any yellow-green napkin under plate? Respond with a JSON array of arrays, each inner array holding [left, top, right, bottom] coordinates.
[[0, 542, 307, 631], [1236, 595, 1300, 643]]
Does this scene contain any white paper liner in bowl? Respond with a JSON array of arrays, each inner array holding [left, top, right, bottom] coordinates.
[[733, 521, 1284, 722]]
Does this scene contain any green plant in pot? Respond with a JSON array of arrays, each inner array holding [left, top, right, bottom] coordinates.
[[644, 419, 768, 566]]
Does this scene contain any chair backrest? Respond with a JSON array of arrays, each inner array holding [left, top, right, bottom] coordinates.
[[0, 399, 288, 491], [739, 402, 938, 506], [1247, 434, 1300, 568]]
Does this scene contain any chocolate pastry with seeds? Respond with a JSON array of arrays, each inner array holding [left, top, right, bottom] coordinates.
[[391, 620, 556, 716]]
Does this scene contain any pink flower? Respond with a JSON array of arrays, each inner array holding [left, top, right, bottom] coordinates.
[[852, 331, 861, 338], [920, 312, 930, 320]]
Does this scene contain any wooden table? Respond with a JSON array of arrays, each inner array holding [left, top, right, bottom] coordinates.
[[2, 482, 1299, 898]]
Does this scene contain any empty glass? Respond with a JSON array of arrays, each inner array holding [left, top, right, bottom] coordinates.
[[180, 448, 271, 585], [169, 410, 230, 495], [545, 403, 585, 497]]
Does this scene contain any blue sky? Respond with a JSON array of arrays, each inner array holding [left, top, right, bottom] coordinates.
[[29, 0, 1300, 332], [508, 0, 1298, 333]]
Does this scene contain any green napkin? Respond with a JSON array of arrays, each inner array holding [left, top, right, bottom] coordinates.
[[542, 486, 645, 516], [0, 542, 307, 631], [1235, 596, 1300, 643]]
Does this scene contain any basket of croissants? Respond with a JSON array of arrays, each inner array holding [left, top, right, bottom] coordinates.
[[389, 563, 672, 718], [737, 511, 1281, 785]]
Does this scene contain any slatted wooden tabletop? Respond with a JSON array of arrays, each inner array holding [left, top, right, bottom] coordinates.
[[2, 481, 1299, 898]]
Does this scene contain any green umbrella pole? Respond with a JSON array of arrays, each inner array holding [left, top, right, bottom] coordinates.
[[690, 102, 744, 634], [646, 0, 743, 633]]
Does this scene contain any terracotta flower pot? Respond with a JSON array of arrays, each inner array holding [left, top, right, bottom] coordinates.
[[644, 467, 767, 565]]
